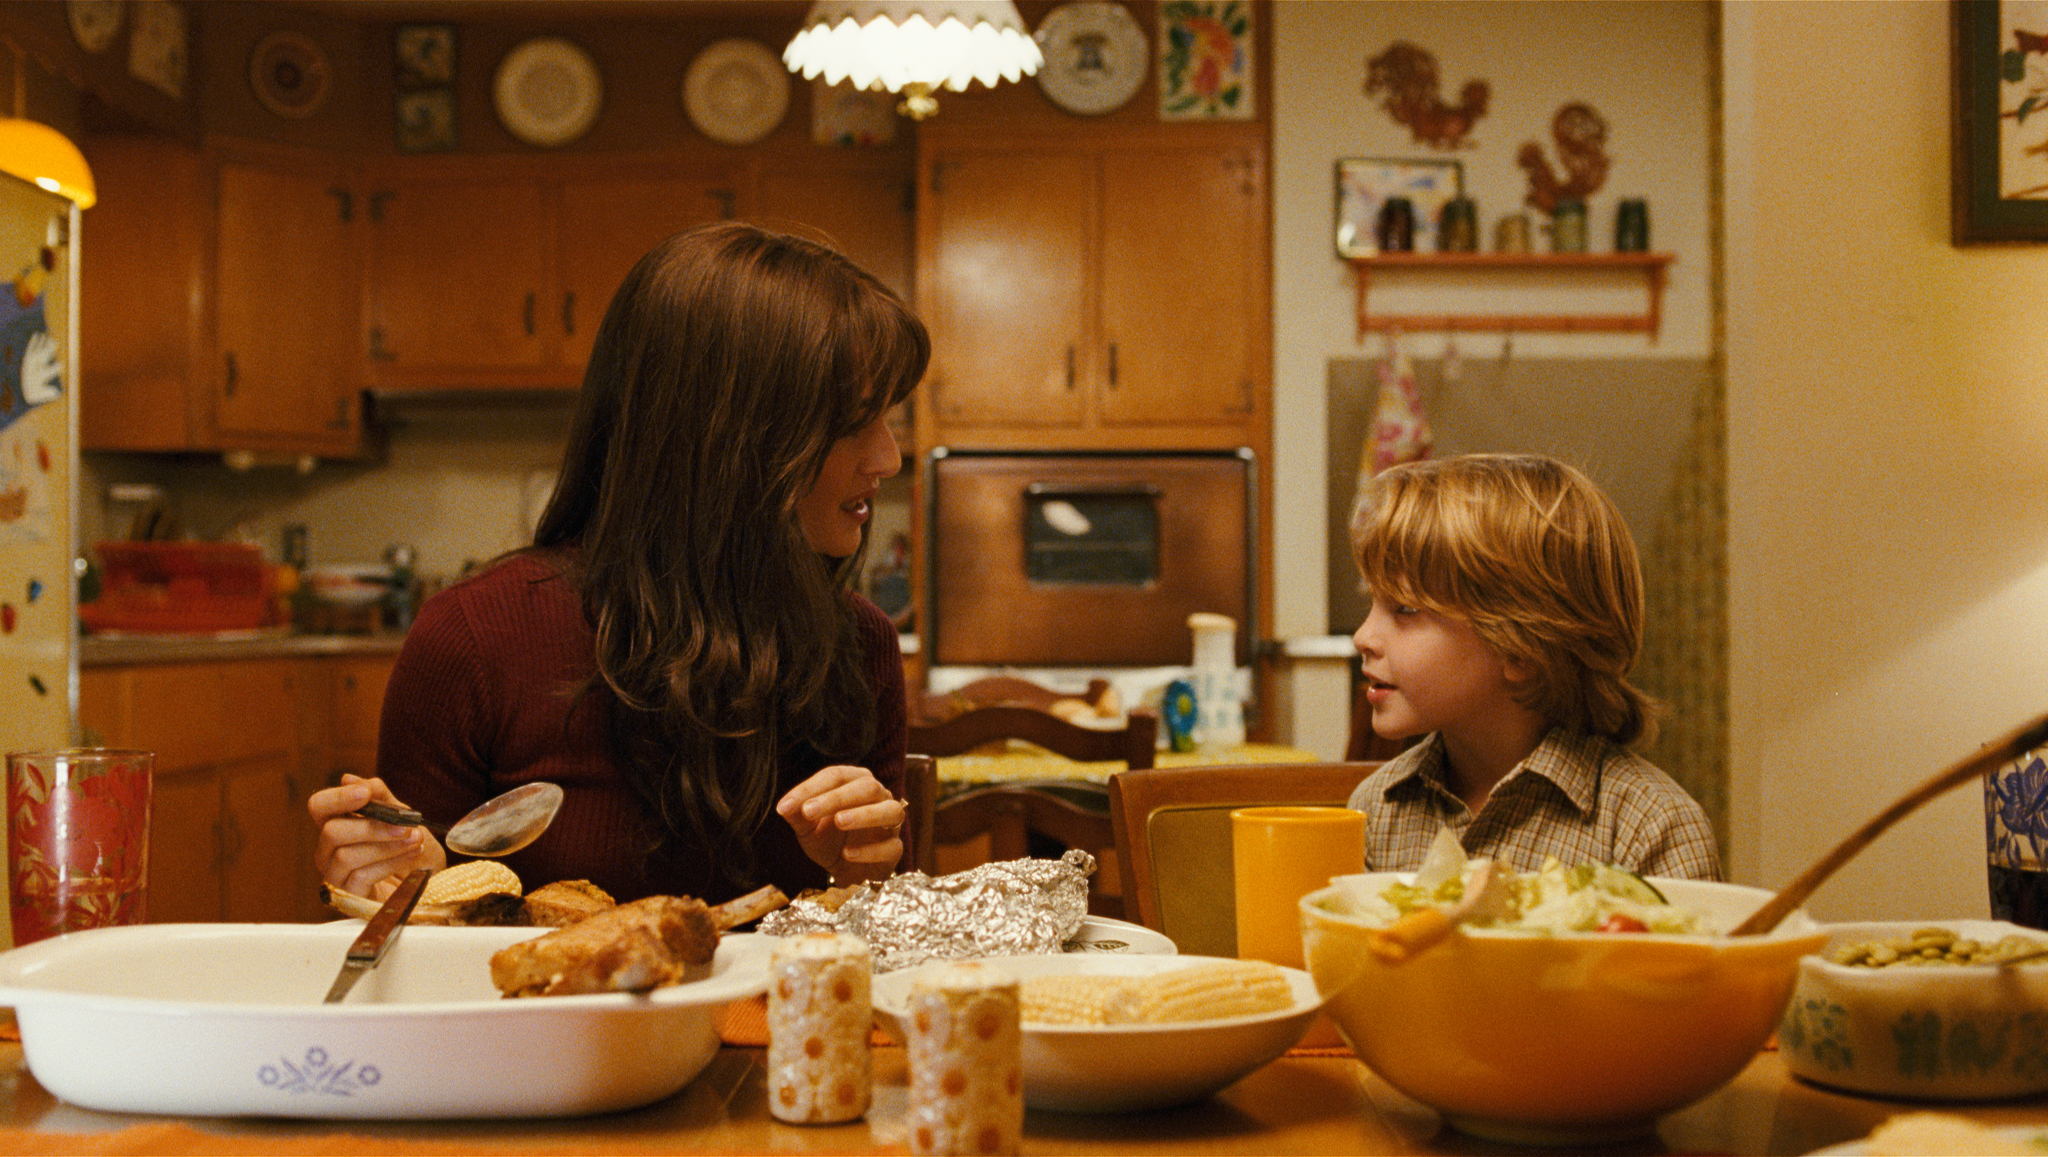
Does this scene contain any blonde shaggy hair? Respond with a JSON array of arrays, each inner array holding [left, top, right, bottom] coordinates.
[[1351, 453, 1660, 747]]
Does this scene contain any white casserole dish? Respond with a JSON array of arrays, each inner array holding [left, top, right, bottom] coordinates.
[[0, 923, 771, 1119]]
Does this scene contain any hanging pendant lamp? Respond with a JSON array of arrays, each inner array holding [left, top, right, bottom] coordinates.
[[0, 49, 94, 208], [783, 0, 1042, 121], [0, 118, 95, 208]]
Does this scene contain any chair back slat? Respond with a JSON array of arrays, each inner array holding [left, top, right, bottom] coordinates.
[[1108, 762, 1380, 956]]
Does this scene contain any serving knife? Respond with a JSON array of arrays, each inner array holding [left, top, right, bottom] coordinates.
[[323, 867, 431, 1004]]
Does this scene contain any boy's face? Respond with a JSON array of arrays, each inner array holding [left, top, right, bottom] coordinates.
[[1352, 594, 1523, 741]]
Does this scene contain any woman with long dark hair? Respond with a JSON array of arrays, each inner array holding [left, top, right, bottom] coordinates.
[[310, 222, 927, 903]]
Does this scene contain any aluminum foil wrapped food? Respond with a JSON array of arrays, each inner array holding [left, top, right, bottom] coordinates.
[[759, 850, 1094, 972]]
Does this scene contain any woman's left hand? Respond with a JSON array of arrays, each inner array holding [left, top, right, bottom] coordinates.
[[777, 764, 906, 885]]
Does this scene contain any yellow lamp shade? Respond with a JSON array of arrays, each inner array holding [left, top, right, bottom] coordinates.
[[0, 118, 96, 209]]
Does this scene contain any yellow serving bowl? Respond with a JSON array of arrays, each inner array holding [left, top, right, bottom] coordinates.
[[1301, 874, 1825, 1147]]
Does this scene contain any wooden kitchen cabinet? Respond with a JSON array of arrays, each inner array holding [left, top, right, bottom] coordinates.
[[915, 136, 1269, 452], [361, 158, 738, 391], [325, 654, 395, 783], [79, 136, 367, 458], [213, 144, 361, 454], [78, 653, 394, 925]]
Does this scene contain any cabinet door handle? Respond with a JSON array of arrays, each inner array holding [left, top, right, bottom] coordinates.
[[367, 327, 397, 362], [562, 291, 575, 336], [710, 188, 736, 220], [1107, 343, 1119, 388], [1065, 345, 1077, 391], [222, 351, 238, 397], [523, 293, 537, 336], [368, 190, 393, 223], [328, 187, 353, 223]]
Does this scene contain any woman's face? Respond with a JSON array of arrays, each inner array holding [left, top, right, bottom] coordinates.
[[795, 413, 901, 558]]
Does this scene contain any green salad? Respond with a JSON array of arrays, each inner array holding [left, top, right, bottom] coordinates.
[[1363, 830, 1705, 935]]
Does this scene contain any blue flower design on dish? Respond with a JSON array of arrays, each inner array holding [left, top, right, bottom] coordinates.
[[259, 1046, 382, 1096], [1989, 754, 2048, 868]]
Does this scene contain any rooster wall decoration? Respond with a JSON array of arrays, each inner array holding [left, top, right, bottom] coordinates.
[[1363, 41, 1488, 150], [1518, 101, 1610, 215]]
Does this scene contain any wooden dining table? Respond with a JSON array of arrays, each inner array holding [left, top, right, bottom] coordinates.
[[0, 1032, 2041, 1156]]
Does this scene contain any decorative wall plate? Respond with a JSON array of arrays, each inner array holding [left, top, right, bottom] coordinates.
[[66, 0, 122, 54], [249, 31, 330, 119], [1034, 1, 1147, 116], [683, 38, 789, 146], [493, 37, 602, 147]]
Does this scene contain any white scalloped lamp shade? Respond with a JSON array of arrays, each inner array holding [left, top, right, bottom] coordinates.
[[783, 0, 1042, 119]]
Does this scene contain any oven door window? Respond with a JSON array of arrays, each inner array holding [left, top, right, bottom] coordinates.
[[1023, 485, 1160, 586]]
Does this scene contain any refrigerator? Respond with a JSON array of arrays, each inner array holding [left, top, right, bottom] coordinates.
[[0, 171, 83, 757]]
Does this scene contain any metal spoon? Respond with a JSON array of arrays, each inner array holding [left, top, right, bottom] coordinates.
[[352, 782, 564, 858]]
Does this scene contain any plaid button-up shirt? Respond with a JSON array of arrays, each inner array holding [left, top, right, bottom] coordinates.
[[1347, 728, 1723, 880]]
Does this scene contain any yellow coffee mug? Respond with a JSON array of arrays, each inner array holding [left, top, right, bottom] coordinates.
[[1230, 806, 1365, 969]]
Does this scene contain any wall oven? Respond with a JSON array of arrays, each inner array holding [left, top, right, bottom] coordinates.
[[921, 448, 1255, 670]]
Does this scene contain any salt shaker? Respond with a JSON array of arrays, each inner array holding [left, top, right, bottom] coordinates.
[[767, 932, 872, 1124], [906, 961, 1022, 1156]]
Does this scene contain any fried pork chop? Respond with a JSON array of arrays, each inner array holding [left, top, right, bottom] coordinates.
[[490, 894, 720, 998]]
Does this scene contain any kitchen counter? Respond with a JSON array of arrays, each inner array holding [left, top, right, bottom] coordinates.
[[79, 630, 407, 666]]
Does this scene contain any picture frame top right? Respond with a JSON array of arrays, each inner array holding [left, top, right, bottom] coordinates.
[[1953, 0, 2048, 243]]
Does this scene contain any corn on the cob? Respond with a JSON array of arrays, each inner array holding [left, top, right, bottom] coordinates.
[[767, 933, 872, 1124], [421, 860, 522, 905], [1019, 959, 1294, 1026], [907, 961, 1021, 1156]]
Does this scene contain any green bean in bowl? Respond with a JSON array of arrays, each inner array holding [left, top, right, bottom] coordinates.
[[1780, 920, 2048, 1101]]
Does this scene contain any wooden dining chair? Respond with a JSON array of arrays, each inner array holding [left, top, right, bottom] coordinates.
[[909, 706, 1157, 917], [1107, 761, 1381, 956], [903, 753, 938, 876], [910, 705, 1158, 770], [912, 675, 1119, 726]]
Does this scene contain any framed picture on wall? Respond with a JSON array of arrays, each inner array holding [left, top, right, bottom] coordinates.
[[1953, 0, 2048, 242], [1334, 157, 1462, 256]]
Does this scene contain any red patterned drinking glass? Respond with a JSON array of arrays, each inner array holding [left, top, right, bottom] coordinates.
[[6, 748, 152, 945]]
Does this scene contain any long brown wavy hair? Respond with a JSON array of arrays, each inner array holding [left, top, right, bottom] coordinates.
[[532, 222, 928, 881]]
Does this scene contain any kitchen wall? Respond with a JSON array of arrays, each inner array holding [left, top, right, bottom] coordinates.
[[1267, 5, 1719, 800], [83, 405, 915, 593], [1724, 1, 2048, 922]]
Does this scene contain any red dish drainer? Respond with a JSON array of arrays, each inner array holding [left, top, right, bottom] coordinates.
[[80, 542, 274, 634]]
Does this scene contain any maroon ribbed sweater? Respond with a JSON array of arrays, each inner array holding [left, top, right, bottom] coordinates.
[[373, 551, 908, 903]]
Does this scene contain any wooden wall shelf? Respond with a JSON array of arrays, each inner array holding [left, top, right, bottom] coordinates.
[[1348, 252, 1674, 341]]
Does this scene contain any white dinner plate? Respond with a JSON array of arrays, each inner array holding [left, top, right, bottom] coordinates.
[[493, 37, 602, 147], [1807, 1123, 2048, 1154], [1069, 915, 1177, 955], [683, 38, 789, 145]]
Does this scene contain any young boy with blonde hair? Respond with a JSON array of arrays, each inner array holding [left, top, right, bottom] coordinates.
[[1346, 453, 1721, 879]]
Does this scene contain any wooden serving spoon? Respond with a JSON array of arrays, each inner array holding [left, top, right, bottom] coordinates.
[[1364, 859, 1503, 963], [1730, 711, 2048, 936]]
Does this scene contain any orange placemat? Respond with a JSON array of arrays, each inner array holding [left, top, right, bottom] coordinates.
[[716, 994, 898, 1048]]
